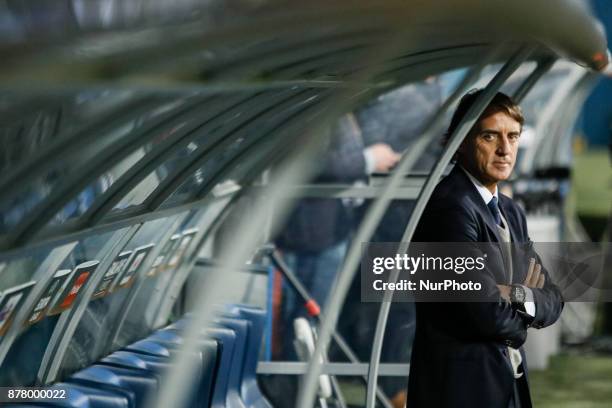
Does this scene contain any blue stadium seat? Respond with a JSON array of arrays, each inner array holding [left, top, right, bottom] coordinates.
[[171, 307, 271, 408], [123, 338, 212, 408], [157, 325, 238, 408], [215, 317, 249, 408], [68, 364, 157, 407], [100, 350, 197, 408], [6, 308, 268, 408], [225, 307, 272, 408], [124, 339, 172, 358], [101, 351, 167, 376]]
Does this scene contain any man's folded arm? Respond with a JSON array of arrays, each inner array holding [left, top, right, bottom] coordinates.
[[419, 206, 528, 347], [526, 247, 564, 329], [516, 208, 564, 329], [455, 293, 529, 348]]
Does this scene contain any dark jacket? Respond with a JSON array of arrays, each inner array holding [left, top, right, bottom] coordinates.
[[407, 166, 563, 408], [276, 116, 366, 253]]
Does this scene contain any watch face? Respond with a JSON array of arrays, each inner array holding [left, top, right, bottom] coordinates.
[[513, 286, 525, 303]]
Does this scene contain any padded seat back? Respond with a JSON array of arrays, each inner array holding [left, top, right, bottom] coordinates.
[[124, 338, 211, 408], [215, 318, 249, 408], [159, 326, 237, 408], [102, 351, 168, 375], [226, 307, 272, 408], [101, 350, 201, 408], [69, 364, 157, 407]]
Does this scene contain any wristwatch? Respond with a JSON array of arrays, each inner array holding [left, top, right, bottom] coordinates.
[[510, 284, 526, 305]]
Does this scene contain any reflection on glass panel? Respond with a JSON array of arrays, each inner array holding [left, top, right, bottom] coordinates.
[[116, 211, 205, 347], [0, 97, 193, 234], [475, 62, 538, 98], [112, 140, 201, 210], [163, 93, 320, 205], [0, 247, 53, 293], [519, 68, 570, 126], [48, 173, 114, 226], [46, 148, 148, 226], [513, 64, 572, 173], [97, 94, 242, 214], [0, 124, 133, 234], [106, 92, 269, 212], [58, 215, 188, 377], [0, 91, 133, 174], [0, 159, 91, 233], [0, 247, 55, 386], [2, 0, 247, 42], [498, 61, 537, 97], [0, 229, 118, 386], [164, 150, 233, 201], [0, 316, 60, 386]]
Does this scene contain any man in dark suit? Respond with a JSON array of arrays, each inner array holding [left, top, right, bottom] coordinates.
[[407, 91, 564, 407]]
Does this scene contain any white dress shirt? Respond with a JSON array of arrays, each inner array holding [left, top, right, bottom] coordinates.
[[460, 166, 536, 318]]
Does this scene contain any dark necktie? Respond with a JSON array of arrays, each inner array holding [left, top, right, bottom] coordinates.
[[487, 196, 503, 227]]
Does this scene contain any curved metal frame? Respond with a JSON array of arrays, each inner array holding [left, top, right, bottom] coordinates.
[[343, 56, 554, 398], [150, 89, 339, 327], [0, 48, 555, 258], [0, 2, 606, 401], [81, 89, 289, 222], [533, 72, 597, 171], [512, 58, 556, 103], [151, 27, 408, 405], [288, 45, 491, 82], [292, 49, 491, 405], [76, 93, 253, 226], [519, 66, 590, 174], [151, 107, 356, 408], [143, 88, 322, 209], [209, 30, 387, 80], [187, 91, 332, 198], [149, 91, 339, 328], [548, 74, 598, 166]]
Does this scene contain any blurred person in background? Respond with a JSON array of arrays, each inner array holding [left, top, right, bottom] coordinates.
[[339, 76, 444, 408], [276, 113, 400, 360]]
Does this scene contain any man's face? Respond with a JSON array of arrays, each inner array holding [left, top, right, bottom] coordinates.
[[458, 111, 521, 189]]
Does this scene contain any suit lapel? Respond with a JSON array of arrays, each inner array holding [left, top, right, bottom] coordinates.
[[452, 167, 502, 243], [498, 195, 521, 243], [498, 196, 526, 284], [452, 167, 509, 283]]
